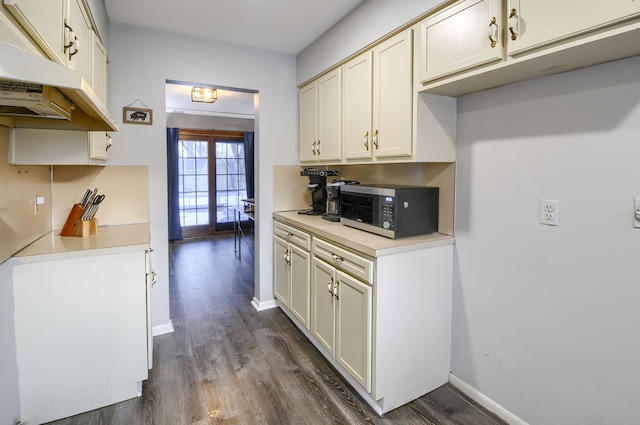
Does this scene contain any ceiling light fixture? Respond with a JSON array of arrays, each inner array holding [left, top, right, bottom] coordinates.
[[191, 87, 217, 103]]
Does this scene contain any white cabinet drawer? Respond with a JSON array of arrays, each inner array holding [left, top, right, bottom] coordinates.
[[274, 221, 311, 251], [312, 237, 373, 284]]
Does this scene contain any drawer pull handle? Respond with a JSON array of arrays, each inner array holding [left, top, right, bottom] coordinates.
[[332, 254, 343, 263], [508, 8, 519, 41], [487, 17, 498, 48]]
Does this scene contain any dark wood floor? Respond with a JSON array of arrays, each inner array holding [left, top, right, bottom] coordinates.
[[47, 235, 506, 425]]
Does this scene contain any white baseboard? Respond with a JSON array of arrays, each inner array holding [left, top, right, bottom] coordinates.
[[251, 297, 277, 311], [449, 373, 529, 425], [152, 320, 174, 337]]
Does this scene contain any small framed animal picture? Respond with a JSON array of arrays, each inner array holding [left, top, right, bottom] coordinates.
[[123, 107, 153, 125]]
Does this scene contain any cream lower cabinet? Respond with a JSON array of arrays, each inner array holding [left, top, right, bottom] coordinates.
[[312, 255, 372, 392], [273, 221, 311, 329], [273, 218, 453, 414]]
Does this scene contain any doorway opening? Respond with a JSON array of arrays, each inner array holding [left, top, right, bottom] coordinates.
[[166, 80, 256, 241]]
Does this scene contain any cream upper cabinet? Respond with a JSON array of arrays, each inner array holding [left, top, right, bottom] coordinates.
[[4, 0, 95, 82], [342, 51, 373, 161], [342, 29, 413, 161], [418, 0, 504, 84], [299, 69, 342, 163], [506, 0, 640, 57], [65, 0, 92, 83], [3, 0, 66, 63], [371, 29, 413, 159], [418, 0, 640, 94], [91, 31, 107, 104]]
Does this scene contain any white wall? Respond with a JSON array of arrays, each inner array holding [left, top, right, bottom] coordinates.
[[296, 0, 444, 84], [107, 23, 298, 329], [453, 56, 640, 424]]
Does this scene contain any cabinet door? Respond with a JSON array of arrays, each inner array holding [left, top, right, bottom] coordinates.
[[336, 270, 372, 392], [65, 0, 92, 82], [89, 131, 109, 161], [3, 0, 65, 63], [372, 29, 414, 159], [289, 243, 311, 329], [299, 82, 318, 162], [507, 0, 640, 57], [418, 0, 504, 84], [342, 51, 373, 160], [311, 257, 336, 355], [273, 236, 290, 306], [317, 68, 342, 162], [91, 31, 107, 104]]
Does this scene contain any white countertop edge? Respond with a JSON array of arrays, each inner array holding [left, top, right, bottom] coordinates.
[[11, 243, 150, 265], [273, 211, 454, 257], [11, 223, 150, 263]]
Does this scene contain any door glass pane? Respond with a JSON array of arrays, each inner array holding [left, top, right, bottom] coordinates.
[[215, 140, 246, 226], [178, 139, 210, 227]]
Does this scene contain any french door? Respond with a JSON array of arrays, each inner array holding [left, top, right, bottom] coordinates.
[[177, 130, 246, 237]]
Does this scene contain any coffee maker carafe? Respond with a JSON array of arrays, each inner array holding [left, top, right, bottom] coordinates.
[[322, 179, 359, 222], [322, 181, 344, 222]]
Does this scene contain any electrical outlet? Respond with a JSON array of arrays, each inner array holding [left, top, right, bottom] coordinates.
[[34, 195, 45, 215], [540, 199, 559, 226]]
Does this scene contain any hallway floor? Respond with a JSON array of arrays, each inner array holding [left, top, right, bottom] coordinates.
[[47, 235, 506, 425]]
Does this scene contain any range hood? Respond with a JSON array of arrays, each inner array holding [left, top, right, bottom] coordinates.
[[0, 40, 118, 131]]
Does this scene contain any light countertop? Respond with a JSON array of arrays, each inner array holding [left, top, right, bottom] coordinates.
[[12, 223, 150, 264], [273, 211, 453, 257]]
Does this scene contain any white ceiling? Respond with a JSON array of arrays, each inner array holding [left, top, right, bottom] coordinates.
[[104, 0, 364, 55]]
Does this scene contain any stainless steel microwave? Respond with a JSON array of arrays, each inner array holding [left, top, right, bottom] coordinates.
[[340, 184, 439, 239]]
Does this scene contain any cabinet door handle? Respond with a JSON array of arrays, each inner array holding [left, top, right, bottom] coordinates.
[[316, 139, 320, 155], [373, 130, 379, 149], [311, 141, 317, 155], [327, 277, 334, 295], [363, 131, 369, 150], [333, 280, 339, 300], [487, 17, 498, 48], [508, 8, 519, 41]]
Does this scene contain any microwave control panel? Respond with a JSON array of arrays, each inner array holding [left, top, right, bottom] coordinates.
[[382, 196, 394, 229]]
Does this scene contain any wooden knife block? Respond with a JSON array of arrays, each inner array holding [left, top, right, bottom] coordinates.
[[60, 203, 98, 237]]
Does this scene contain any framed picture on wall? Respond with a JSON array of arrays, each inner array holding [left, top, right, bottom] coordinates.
[[123, 107, 153, 125]]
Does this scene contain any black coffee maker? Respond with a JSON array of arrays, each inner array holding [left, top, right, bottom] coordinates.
[[299, 168, 338, 215]]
